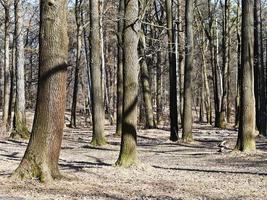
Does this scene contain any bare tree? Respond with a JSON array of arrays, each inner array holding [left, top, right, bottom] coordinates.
[[12, 0, 69, 181]]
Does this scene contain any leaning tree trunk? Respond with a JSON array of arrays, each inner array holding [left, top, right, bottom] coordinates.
[[12, 0, 69, 182], [12, 0, 29, 139], [116, 0, 140, 167], [235, 0, 256, 152], [182, 0, 194, 142], [166, 0, 179, 141], [89, 0, 106, 146], [115, 0, 124, 137]]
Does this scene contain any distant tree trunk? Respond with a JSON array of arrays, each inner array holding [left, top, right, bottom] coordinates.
[[81, 10, 92, 122], [156, 50, 163, 125], [90, 0, 106, 146], [140, 31, 155, 129], [259, 2, 266, 136], [264, 40, 267, 136], [182, 0, 193, 142], [12, 0, 69, 181], [115, 0, 124, 137], [235, 0, 256, 152], [166, 0, 178, 141], [235, 1, 241, 127], [70, 0, 83, 128], [116, 0, 140, 167], [2, 3, 11, 133], [12, 0, 29, 138]]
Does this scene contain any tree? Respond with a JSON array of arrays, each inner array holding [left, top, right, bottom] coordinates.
[[89, 0, 106, 146], [12, 0, 29, 138], [166, 0, 179, 142], [235, 0, 256, 152], [70, 0, 83, 128], [182, 0, 193, 142], [115, 0, 124, 137], [116, 0, 140, 167], [12, 0, 69, 181], [1, 0, 11, 133]]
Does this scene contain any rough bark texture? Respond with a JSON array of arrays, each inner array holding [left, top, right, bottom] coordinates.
[[235, 0, 256, 152], [90, 0, 106, 146], [12, 0, 29, 139], [166, 0, 178, 142], [115, 0, 124, 137], [12, 0, 69, 181], [116, 0, 140, 167], [182, 0, 193, 142]]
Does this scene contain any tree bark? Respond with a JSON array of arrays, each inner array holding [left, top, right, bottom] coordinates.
[[115, 0, 124, 137], [70, 0, 83, 128], [182, 0, 193, 142], [116, 0, 140, 167], [12, 0, 29, 138], [12, 0, 69, 181], [2, 3, 11, 133], [235, 0, 256, 152], [90, 0, 106, 146], [166, 0, 178, 141]]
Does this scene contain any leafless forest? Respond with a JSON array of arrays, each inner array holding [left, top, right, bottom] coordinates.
[[0, 0, 266, 199]]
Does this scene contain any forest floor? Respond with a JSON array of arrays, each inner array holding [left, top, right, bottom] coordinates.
[[0, 113, 266, 200]]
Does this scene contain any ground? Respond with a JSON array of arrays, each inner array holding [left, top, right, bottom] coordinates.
[[0, 115, 266, 200]]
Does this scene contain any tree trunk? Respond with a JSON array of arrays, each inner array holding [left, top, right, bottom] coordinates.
[[182, 0, 193, 142], [115, 0, 124, 137], [12, 0, 29, 138], [90, 0, 106, 146], [12, 0, 69, 181], [166, 0, 178, 141], [2, 4, 11, 133], [116, 0, 140, 167], [140, 31, 155, 129], [235, 0, 256, 152], [70, 0, 83, 128]]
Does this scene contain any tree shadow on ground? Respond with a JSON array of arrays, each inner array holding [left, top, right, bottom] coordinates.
[[152, 165, 267, 176]]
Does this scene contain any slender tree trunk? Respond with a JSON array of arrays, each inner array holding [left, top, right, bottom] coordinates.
[[116, 0, 140, 167], [2, 4, 11, 132], [12, 0, 69, 181], [70, 0, 83, 128], [90, 0, 106, 146], [259, 2, 266, 136], [115, 0, 124, 137], [140, 31, 155, 129], [12, 0, 29, 138], [166, 0, 178, 141], [156, 50, 163, 125], [235, 1, 241, 127], [182, 0, 193, 142], [235, 0, 256, 152]]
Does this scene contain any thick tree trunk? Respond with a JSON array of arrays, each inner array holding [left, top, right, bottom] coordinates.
[[12, 0, 29, 138], [166, 0, 179, 141], [116, 0, 140, 167], [182, 0, 193, 142], [12, 0, 69, 181], [235, 0, 256, 152], [90, 0, 106, 146]]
